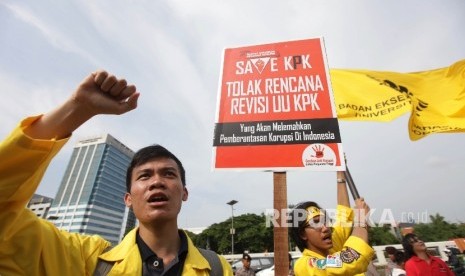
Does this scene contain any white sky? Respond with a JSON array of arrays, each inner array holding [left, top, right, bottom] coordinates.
[[1, 0, 464, 229]]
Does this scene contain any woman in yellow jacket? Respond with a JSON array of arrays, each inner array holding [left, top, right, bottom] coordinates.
[[288, 172, 374, 276], [0, 70, 232, 275]]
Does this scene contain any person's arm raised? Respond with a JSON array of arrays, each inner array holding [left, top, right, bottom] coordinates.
[[337, 170, 350, 207], [337, 153, 350, 207], [351, 198, 370, 242], [24, 70, 139, 140], [0, 70, 138, 276], [331, 170, 352, 251], [0, 70, 139, 251]]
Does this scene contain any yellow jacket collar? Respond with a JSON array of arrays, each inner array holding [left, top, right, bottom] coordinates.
[[99, 227, 211, 271]]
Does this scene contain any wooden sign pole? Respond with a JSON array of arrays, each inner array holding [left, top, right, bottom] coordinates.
[[273, 172, 289, 276]]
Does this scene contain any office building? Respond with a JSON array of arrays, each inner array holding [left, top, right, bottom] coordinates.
[[27, 194, 54, 219], [48, 134, 136, 244]]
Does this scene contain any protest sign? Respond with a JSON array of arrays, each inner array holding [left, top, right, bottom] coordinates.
[[213, 38, 345, 171]]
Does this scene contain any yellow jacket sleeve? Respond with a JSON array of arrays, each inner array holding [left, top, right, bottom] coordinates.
[[330, 205, 353, 253], [0, 117, 110, 276]]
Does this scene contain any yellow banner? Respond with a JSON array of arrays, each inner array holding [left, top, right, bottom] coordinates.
[[407, 60, 465, 140], [330, 69, 412, 122], [331, 59, 465, 140]]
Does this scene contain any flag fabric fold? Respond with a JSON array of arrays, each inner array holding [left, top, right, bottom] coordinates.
[[331, 59, 465, 140]]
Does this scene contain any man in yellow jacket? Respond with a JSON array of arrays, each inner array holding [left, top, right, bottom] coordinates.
[[0, 70, 232, 275]]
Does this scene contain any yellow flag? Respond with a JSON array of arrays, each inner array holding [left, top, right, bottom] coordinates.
[[330, 59, 465, 140], [407, 60, 465, 140], [330, 69, 412, 122]]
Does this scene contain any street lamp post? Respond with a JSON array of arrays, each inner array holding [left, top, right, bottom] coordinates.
[[227, 200, 238, 256]]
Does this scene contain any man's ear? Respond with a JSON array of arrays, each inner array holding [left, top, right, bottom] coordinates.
[[124, 193, 132, 207], [182, 187, 188, 201]]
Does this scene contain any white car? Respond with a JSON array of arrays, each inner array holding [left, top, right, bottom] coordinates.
[[256, 265, 275, 276], [256, 255, 301, 276]]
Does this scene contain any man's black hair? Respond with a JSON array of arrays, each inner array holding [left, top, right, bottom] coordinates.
[[126, 144, 186, 192], [393, 251, 405, 266], [288, 201, 322, 252], [385, 246, 397, 255], [401, 233, 417, 260]]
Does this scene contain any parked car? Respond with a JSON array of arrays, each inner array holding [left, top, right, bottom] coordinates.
[[256, 255, 301, 276], [231, 256, 274, 273]]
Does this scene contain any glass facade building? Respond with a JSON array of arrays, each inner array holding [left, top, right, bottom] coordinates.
[[27, 194, 54, 219], [48, 134, 136, 245]]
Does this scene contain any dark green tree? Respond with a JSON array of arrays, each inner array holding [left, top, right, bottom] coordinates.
[[413, 213, 459, 241], [454, 223, 465, 237], [191, 213, 273, 254], [189, 211, 465, 252], [368, 224, 399, 245]]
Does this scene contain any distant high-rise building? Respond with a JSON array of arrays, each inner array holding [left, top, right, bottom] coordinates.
[[48, 134, 136, 245], [27, 194, 54, 218]]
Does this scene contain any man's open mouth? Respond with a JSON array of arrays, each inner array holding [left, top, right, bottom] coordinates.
[[148, 194, 168, 203]]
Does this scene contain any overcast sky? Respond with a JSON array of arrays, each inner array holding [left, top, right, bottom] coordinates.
[[1, 1, 464, 230]]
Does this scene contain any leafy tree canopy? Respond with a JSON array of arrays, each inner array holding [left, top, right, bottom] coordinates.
[[187, 212, 465, 253], [190, 213, 273, 254]]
